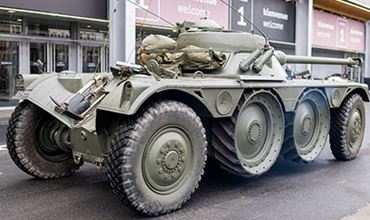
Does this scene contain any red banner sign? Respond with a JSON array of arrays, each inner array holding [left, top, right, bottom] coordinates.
[[312, 10, 365, 52], [135, 0, 228, 29]]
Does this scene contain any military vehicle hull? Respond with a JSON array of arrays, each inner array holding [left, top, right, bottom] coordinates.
[[13, 73, 368, 163]]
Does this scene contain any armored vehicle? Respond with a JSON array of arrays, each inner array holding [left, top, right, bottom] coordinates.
[[6, 19, 368, 216]]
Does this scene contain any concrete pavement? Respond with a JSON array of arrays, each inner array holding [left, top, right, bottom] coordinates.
[[0, 106, 13, 145], [344, 204, 370, 220], [0, 107, 14, 117], [0, 107, 13, 126]]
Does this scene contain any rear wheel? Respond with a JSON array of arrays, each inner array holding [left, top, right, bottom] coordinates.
[[6, 101, 79, 179], [281, 89, 330, 162], [107, 100, 207, 216], [330, 94, 365, 160]]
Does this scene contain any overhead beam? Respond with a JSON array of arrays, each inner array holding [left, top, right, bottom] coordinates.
[[314, 0, 370, 21]]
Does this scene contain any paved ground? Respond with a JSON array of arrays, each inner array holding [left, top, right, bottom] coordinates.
[[0, 104, 369, 220]]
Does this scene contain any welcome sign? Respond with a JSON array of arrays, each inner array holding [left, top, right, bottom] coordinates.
[[135, 0, 229, 28], [312, 10, 365, 52], [230, 0, 296, 43]]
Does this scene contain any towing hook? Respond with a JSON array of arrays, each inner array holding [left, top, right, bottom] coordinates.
[[73, 153, 83, 165]]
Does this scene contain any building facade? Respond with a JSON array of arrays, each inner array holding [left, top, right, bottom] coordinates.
[[0, 0, 109, 106], [0, 0, 369, 107], [310, 0, 369, 82]]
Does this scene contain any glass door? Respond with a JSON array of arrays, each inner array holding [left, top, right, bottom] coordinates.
[[30, 42, 47, 74], [53, 44, 69, 72], [82, 45, 101, 73], [0, 40, 19, 104]]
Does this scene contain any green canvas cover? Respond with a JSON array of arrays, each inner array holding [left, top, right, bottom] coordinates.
[[138, 35, 226, 78]]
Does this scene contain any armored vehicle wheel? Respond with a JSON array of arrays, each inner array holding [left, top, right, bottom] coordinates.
[[212, 90, 284, 177], [107, 100, 207, 216], [330, 94, 365, 160], [6, 102, 79, 179], [282, 89, 330, 162]]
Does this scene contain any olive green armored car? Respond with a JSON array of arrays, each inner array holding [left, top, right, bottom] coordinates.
[[6, 20, 368, 216]]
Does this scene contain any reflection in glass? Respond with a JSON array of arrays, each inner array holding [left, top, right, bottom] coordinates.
[[54, 44, 69, 72], [0, 41, 19, 103], [30, 43, 47, 74], [0, 15, 22, 35], [83, 46, 101, 73], [27, 23, 70, 38]]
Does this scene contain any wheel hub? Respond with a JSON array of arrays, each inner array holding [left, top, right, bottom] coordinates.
[[164, 151, 179, 170], [36, 117, 72, 162], [235, 91, 284, 175], [348, 110, 362, 146], [301, 115, 313, 136], [292, 90, 330, 161], [295, 102, 317, 150], [247, 120, 262, 144], [143, 127, 192, 194], [158, 141, 185, 175]]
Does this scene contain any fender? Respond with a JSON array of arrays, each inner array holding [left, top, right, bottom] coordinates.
[[14, 73, 102, 128], [96, 75, 244, 118]]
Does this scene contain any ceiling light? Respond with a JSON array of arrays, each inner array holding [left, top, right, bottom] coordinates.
[[336, 0, 370, 13], [0, 7, 108, 23]]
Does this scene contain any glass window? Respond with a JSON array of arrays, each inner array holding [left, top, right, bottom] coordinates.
[[27, 24, 70, 38], [0, 41, 19, 103], [27, 24, 48, 37], [54, 44, 69, 72], [83, 46, 101, 73], [48, 28, 70, 38], [0, 15, 22, 35], [80, 29, 107, 41], [30, 43, 47, 74]]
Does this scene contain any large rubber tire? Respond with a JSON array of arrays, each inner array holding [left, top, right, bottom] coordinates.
[[281, 89, 330, 162], [6, 101, 79, 179], [330, 94, 365, 161], [211, 90, 284, 177], [107, 100, 207, 216]]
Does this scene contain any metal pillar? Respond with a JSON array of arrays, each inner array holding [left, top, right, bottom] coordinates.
[[70, 22, 80, 72], [295, 0, 313, 74], [365, 21, 370, 86], [19, 40, 30, 75], [109, 0, 136, 67]]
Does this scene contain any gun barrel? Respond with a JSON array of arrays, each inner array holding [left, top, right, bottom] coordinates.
[[286, 55, 360, 66]]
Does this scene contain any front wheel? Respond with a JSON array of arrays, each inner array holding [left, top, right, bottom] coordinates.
[[107, 100, 207, 216], [6, 101, 79, 179], [330, 94, 366, 160]]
